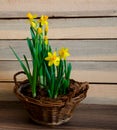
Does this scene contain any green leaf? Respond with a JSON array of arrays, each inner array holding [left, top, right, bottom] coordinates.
[[30, 27, 35, 45], [44, 62, 51, 82], [23, 55, 31, 75], [66, 63, 72, 79], [50, 65, 55, 98], [54, 77, 63, 98], [10, 46, 32, 84], [48, 89, 52, 98], [27, 38, 34, 60]]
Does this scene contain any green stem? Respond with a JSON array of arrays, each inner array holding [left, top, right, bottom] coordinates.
[[51, 65, 55, 98], [32, 63, 37, 98], [64, 60, 67, 78], [39, 66, 44, 88]]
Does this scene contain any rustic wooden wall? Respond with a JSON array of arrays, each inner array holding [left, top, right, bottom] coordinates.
[[0, 0, 117, 104]]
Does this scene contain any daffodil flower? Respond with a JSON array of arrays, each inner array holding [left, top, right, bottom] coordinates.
[[58, 48, 70, 60], [27, 12, 37, 21], [27, 13, 38, 30], [45, 52, 60, 66], [30, 21, 37, 30], [38, 27, 42, 34], [44, 36, 48, 45], [38, 15, 48, 26], [45, 26, 48, 33]]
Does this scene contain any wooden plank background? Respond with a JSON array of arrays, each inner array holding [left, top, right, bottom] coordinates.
[[0, 0, 117, 105]]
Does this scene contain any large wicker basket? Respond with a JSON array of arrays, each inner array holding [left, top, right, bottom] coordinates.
[[13, 71, 89, 126]]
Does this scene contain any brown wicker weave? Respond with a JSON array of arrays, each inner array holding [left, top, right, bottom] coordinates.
[[13, 71, 89, 126]]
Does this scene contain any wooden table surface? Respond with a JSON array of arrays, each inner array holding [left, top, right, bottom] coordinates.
[[0, 101, 116, 130]]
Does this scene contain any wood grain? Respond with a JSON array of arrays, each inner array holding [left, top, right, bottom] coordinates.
[[0, 0, 117, 17], [1, 27, 117, 39], [0, 40, 117, 61], [83, 84, 117, 105], [0, 83, 117, 105], [0, 61, 117, 83], [0, 18, 117, 39], [0, 83, 17, 101], [0, 102, 116, 130]]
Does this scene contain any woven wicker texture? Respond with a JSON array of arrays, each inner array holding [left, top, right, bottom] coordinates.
[[14, 71, 89, 126]]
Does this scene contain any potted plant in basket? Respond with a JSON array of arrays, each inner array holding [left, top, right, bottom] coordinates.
[[10, 13, 89, 126]]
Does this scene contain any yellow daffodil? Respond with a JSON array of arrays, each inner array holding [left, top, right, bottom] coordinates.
[[38, 27, 42, 34], [45, 26, 48, 33], [43, 15, 48, 21], [27, 12, 37, 21], [30, 21, 37, 30], [45, 52, 60, 66], [58, 48, 70, 60], [27, 13, 38, 30], [38, 15, 48, 26], [44, 36, 48, 45]]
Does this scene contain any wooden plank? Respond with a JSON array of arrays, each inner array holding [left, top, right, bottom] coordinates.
[[0, 61, 117, 83], [0, 40, 117, 61], [0, 83, 17, 101], [0, 102, 116, 130], [83, 84, 117, 105], [0, 27, 117, 39], [1, 18, 117, 30], [0, 0, 117, 17], [1, 27, 117, 39], [0, 18, 117, 39], [0, 83, 117, 105]]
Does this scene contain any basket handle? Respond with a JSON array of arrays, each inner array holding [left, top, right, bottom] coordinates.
[[73, 82, 89, 103], [14, 71, 26, 87]]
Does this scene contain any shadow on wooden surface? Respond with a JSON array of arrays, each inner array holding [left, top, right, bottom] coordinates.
[[0, 101, 116, 130]]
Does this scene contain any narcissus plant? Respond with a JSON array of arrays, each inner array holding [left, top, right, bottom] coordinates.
[[10, 13, 72, 98]]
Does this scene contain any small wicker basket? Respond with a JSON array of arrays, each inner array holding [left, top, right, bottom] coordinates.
[[13, 71, 89, 126]]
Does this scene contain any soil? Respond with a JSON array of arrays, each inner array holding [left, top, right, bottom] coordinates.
[[20, 79, 89, 101]]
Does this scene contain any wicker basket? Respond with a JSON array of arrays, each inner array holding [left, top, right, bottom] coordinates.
[[13, 71, 89, 126]]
